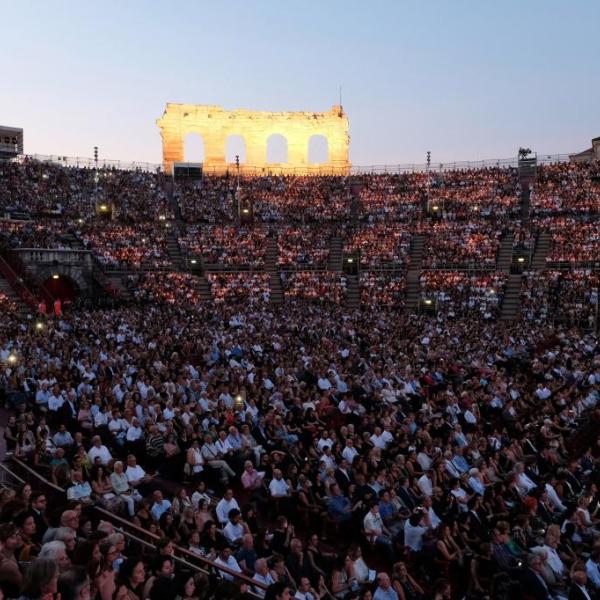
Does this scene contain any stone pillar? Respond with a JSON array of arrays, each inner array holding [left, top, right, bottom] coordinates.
[[202, 132, 226, 174], [160, 131, 184, 175]]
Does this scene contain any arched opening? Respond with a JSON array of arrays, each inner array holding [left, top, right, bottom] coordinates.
[[308, 135, 329, 164], [184, 132, 205, 163], [225, 135, 247, 164], [266, 134, 288, 164], [42, 274, 79, 303]]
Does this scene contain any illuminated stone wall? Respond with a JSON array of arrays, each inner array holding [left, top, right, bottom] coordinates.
[[156, 104, 350, 175]]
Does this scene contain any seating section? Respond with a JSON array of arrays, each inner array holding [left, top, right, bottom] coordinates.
[[207, 273, 271, 303], [359, 272, 406, 308], [280, 272, 347, 304], [276, 225, 332, 268], [127, 272, 207, 306], [419, 271, 506, 318], [344, 224, 410, 267]]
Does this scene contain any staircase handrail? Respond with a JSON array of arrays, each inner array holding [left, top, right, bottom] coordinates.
[[0, 254, 37, 308]]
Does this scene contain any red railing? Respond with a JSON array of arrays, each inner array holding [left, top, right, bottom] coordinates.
[[0, 254, 37, 308]]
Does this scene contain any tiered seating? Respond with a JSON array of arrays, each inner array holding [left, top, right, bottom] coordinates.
[[280, 271, 347, 304], [419, 222, 502, 269], [521, 269, 599, 324], [532, 162, 600, 215], [79, 222, 170, 270], [276, 225, 332, 268], [359, 272, 406, 308], [127, 272, 207, 306], [179, 226, 268, 267], [344, 224, 410, 267], [419, 270, 506, 318], [207, 273, 270, 303], [540, 218, 600, 266]]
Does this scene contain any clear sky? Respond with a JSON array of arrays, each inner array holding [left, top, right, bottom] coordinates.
[[2, 0, 599, 166]]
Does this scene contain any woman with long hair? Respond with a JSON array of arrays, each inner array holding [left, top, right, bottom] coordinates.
[[114, 557, 146, 600]]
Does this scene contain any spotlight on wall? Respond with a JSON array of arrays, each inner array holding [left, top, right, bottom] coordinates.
[[52, 274, 59, 279], [242, 208, 250, 214], [159, 215, 166, 221], [347, 258, 354, 264], [35, 321, 45, 331], [517, 257, 525, 263], [424, 299, 433, 306], [432, 205, 439, 211], [190, 259, 197, 265], [7, 353, 17, 365], [99, 204, 108, 211], [234, 394, 244, 411]]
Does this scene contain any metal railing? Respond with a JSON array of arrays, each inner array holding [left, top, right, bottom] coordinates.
[[6, 457, 268, 598], [16, 152, 574, 176]]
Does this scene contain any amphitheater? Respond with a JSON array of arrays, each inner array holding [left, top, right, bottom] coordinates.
[[0, 120, 599, 600]]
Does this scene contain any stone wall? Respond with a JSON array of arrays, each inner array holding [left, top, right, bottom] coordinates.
[[156, 104, 350, 175]]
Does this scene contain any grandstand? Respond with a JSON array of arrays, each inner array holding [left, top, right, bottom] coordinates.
[[0, 148, 599, 600]]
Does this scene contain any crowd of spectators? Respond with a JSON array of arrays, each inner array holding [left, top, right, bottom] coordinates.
[[532, 163, 600, 216], [418, 223, 503, 269], [344, 225, 411, 268], [280, 272, 347, 304], [276, 226, 333, 268], [359, 273, 405, 309], [127, 273, 207, 307], [179, 226, 268, 268], [419, 271, 506, 319], [540, 219, 600, 266], [178, 179, 234, 224], [80, 223, 171, 270], [207, 273, 271, 304], [0, 292, 17, 312], [0, 220, 76, 250], [1, 295, 599, 600], [521, 269, 599, 326]]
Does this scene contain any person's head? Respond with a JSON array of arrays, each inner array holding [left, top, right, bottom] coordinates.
[[255, 558, 269, 576], [21, 558, 59, 598], [0, 523, 20, 551], [264, 581, 291, 600], [14, 512, 36, 538], [118, 557, 146, 589], [31, 491, 47, 512], [61, 509, 80, 530], [154, 555, 174, 578], [58, 566, 91, 600], [176, 574, 196, 599], [72, 540, 101, 566], [572, 569, 588, 587], [377, 572, 391, 590], [528, 553, 543, 573], [55, 526, 77, 552], [39, 540, 71, 571]]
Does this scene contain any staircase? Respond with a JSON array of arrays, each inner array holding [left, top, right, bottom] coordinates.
[[0, 274, 31, 317], [405, 235, 424, 311], [500, 273, 522, 320], [345, 275, 360, 309], [107, 275, 134, 303], [328, 238, 343, 272], [530, 232, 551, 270], [265, 236, 283, 304], [496, 233, 514, 272], [166, 231, 185, 271], [196, 275, 213, 302]]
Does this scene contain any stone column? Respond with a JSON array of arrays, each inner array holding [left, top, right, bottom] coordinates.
[[160, 129, 184, 175]]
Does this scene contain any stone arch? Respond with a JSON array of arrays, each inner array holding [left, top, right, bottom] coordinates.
[[308, 135, 329, 164], [266, 134, 288, 164], [184, 132, 205, 162], [225, 135, 247, 164], [37, 265, 88, 295]]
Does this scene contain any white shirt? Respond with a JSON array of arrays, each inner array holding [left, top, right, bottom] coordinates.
[[545, 483, 567, 512], [404, 520, 427, 551], [363, 511, 384, 539], [342, 445, 359, 464], [417, 474, 433, 497], [216, 497, 240, 525], [125, 464, 146, 484], [585, 558, 600, 589], [88, 445, 113, 466], [215, 555, 242, 581], [269, 478, 290, 498], [223, 521, 245, 544]]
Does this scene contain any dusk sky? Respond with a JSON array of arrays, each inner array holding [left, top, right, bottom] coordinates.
[[2, 1, 599, 166]]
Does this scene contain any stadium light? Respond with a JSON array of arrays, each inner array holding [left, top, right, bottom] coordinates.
[[234, 394, 244, 411], [7, 353, 17, 365], [424, 299, 433, 306], [52, 274, 59, 279], [190, 259, 197, 265], [99, 204, 108, 211], [347, 258, 354, 264], [159, 215, 166, 221], [35, 321, 45, 331], [517, 257, 525, 263], [242, 208, 250, 214], [432, 205, 439, 211]]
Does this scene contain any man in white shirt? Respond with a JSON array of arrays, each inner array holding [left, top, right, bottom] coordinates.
[[125, 454, 152, 492], [88, 436, 113, 466], [269, 469, 291, 498], [363, 502, 394, 560], [404, 511, 430, 552], [294, 576, 320, 600], [252, 558, 275, 597], [585, 549, 600, 591], [417, 470, 433, 497], [342, 439, 359, 464], [214, 547, 242, 581], [223, 509, 245, 547], [215, 489, 240, 525]]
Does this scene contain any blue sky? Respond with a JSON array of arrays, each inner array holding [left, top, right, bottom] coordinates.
[[1, 1, 598, 166]]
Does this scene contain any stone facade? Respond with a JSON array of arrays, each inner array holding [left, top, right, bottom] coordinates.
[[156, 104, 350, 175], [569, 136, 600, 164]]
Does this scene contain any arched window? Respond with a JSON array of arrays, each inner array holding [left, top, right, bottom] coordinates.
[[225, 135, 247, 164], [308, 135, 329, 164], [184, 133, 205, 163], [266, 134, 288, 164]]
